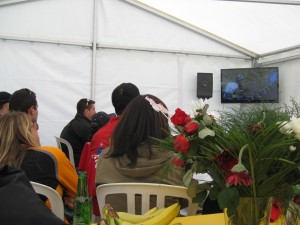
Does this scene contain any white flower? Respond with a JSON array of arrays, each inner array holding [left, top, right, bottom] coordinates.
[[198, 127, 215, 139], [295, 133, 300, 140], [290, 116, 300, 134], [290, 145, 297, 151], [278, 121, 293, 135], [169, 119, 180, 136], [279, 116, 300, 139], [191, 98, 208, 116]]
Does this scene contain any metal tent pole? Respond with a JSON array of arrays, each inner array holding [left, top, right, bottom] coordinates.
[[91, 0, 99, 100]]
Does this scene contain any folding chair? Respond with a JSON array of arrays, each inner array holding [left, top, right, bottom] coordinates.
[[54, 136, 75, 167], [30, 181, 64, 220], [96, 182, 199, 216]]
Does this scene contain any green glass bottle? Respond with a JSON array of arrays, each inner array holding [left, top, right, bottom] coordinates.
[[73, 171, 91, 225]]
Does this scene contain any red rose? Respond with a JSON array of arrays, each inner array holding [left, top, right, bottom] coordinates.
[[270, 203, 282, 222], [171, 108, 191, 126], [215, 151, 238, 172], [225, 171, 253, 187], [172, 157, 186, 168], [173, 134, 190, 153], [183, 121, 199, 135]]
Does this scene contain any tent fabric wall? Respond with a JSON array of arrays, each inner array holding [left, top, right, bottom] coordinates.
[[0, 41, 92, 146], [276, 58, 300, 104], [0, 0, 93, 42], [0, 0, 299, 147]]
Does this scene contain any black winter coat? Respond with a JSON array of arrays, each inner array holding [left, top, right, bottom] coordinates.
[[60, 113, 92, 166], [0, 166, 65, 225]]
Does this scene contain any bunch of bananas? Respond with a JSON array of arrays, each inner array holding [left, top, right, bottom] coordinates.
[[98, 203, 180, 225]]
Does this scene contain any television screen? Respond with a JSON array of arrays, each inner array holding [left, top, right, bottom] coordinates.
[[221, 67, 279, 103]]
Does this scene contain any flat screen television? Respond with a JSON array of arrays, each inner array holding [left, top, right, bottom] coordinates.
[[221, 67, 279, 103]]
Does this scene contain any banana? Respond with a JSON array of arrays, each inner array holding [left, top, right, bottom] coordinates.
[[117, 207, 165, 223], [143, 207, 158, 215], [99, 218, 109, 225], [102, 204, 110, 222], [134, 203, 180, 225], [117, 212, 155, 223], [108, 217, 116, 225], [102, 203, 179, 225], [114, 217, 134, 225], [101, 204, 119, 225]]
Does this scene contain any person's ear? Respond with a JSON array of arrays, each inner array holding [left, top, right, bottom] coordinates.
[[27, 106, 35, 116], [83, 108, 89, 116]]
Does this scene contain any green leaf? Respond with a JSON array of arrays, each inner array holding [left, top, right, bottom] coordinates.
[[198, 127, 215, 139], [209, 185, 222, 200], [218, 188, 239, 214], [197, 183, 212, 191], [186, 179, 199, 198], [183, 169, 193, 187], [193, 190, 208, 204]]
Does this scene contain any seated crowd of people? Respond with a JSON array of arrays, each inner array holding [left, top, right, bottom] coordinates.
[[0, 84, 221, 225]]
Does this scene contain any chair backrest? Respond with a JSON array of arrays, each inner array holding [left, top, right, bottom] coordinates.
[[30, 181, 65, 220], [96, 183, 199, 216], [54, 136, 75, 166]]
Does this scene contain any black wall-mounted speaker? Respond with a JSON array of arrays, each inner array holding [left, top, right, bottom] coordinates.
[[197, 73, 213, 98]]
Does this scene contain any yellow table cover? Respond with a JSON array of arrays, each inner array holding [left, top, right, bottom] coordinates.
[[169, 213, 298, 225], [92, 213, 299, 225]]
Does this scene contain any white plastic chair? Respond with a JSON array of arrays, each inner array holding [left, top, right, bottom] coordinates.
[[96, 183, 199, 216], [54, 136, 75, 167], [30, 181, 65, 221]]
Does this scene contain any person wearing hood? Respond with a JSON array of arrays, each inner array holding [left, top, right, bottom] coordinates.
[[95, 94, 185, 212]]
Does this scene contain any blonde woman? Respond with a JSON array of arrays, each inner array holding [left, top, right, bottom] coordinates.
[[0, 112, 78, 222]]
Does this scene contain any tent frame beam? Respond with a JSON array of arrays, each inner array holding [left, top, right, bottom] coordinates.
[[0, 34, 251, 60], [0, 34, 92, 47], [259, 44, 300, 58], [257, 54, 300, 66], [97, 43, 251, 60]]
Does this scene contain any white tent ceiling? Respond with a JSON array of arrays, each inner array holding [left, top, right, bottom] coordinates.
[[137, 0, 300, 63]]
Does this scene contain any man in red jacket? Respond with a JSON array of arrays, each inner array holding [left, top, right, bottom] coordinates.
[[91, 83, 140, 152]]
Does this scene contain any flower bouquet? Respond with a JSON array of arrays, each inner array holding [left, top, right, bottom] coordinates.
[[155, 98, 300, 225]]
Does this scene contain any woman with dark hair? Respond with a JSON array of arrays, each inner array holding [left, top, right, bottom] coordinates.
[[95, 94, 185, 212]]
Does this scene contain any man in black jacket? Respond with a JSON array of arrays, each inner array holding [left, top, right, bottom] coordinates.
[[0, 165, 66, 225], [61, 98, 96, 167]]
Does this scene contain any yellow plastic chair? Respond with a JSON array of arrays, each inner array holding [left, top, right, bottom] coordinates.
[[54, 136, 75, 167], [30, 181, 64, 220], [96, 182, 199, 216]]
